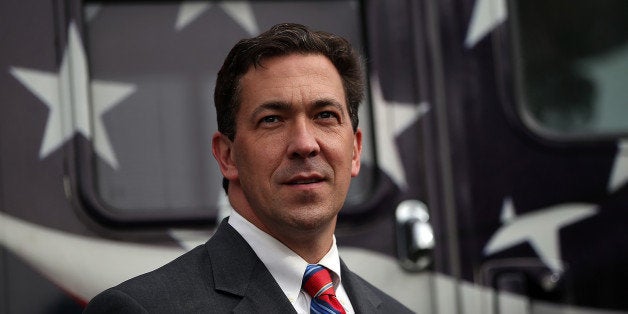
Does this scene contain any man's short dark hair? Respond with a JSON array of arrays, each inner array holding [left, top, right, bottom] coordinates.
[[214, 23, 364, 141], [214, 23, 365, 193]]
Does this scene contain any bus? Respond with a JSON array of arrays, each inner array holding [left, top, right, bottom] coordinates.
[[1, 0, 627, 313]]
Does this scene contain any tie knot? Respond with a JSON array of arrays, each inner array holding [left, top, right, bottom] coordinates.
[[302, 264, 347, 314], [302, 264, 335, 298]]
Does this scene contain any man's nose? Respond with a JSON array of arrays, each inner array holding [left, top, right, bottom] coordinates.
[[287, 119, 320, 159]]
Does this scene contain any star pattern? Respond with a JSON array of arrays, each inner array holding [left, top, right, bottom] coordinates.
[[368, 76, 430, 190], [176, 1, 259, 35], [84, 4, 101, 22], [175, 2, 211, 30], [609, 139, 628, 193], [10, 68, 67, 159], [10, 23, 135, 169], [465, 0, 507, 48], [485, 199, 598, 272]]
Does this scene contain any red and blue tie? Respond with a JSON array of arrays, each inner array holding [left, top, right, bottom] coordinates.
[[302, 264, 346, 314]]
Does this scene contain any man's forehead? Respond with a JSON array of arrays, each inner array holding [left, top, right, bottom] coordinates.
[[240, 54, 344, 94], [247, 53, 336, 75]]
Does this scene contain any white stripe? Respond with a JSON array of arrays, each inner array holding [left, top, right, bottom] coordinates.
[[314, 282, 333, 298], [312, 300, 337, 314]]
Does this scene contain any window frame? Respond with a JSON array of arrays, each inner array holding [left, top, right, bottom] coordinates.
[[67, 0, 387, 228], [503, 0, 628, 143]]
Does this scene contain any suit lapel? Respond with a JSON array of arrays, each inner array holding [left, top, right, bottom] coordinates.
[[207, 219, 296, 313], [232, 261, 296, 314], [206, 220, 385, 313], [341, 260, 383, 313]]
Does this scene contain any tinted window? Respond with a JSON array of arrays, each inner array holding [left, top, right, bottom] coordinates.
[[82, 1, 373, 223], [511, 0, 628, 138]]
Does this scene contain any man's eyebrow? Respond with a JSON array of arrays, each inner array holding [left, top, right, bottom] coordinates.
[[250, 98, 346, 120], [312, 98, 346, 115], [251, 101, 292, 118]]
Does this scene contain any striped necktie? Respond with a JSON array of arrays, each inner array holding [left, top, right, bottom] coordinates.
[[302, 264, 346, 314]]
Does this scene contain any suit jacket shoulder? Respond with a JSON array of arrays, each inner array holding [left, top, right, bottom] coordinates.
[[84, 220, 295, 313], [84, 219, 414, 313], [341, 261, 415, 313]]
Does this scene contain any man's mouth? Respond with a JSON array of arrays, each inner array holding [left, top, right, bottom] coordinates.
[[284, 174, 325, 186], [287, 178, 323, 185]]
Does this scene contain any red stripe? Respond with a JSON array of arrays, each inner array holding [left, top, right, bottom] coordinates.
[[303, 268, 332, 296], [303, 267, 346, 313]]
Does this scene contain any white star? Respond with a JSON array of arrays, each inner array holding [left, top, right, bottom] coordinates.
[[609, 139, 628, 193], [176, 1, 259, 35], [368, 76, 430, 190], [10, 68, 69, 159], [84, 4, 102, 22], [500, 197, 516, 223], [91, 81, 136, 168], [175, 2, 212, 31], [10, 23, 135, 169], [484, 198, 598, 272], [220, 2, 259, 35], [465, 0, 507, 48]]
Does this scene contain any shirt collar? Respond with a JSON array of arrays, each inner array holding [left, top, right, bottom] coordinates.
[[228, 210, 342, 302]]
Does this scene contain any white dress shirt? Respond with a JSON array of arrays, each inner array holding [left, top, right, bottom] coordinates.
[[228, 210, 355, 314]]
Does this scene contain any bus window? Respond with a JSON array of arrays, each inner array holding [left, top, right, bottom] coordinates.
[[80, 1, 373, 225], [510, 0, 628, 139]]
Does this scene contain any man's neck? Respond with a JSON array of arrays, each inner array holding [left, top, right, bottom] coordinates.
[[227, 186, 338, 263], [271, 225, 335, 264], [239, 209, 335, 263]]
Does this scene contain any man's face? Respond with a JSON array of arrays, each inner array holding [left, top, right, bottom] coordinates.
[[217, 53, 362, 237]]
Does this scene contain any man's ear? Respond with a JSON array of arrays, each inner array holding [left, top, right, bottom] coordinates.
[[212, 132, 238, 180], [351, 128, 362, 177]]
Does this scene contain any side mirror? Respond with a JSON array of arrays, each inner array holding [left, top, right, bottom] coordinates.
[[395, 200, 435, 271]]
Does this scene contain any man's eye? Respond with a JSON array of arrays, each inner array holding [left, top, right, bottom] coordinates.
[[317, 111, 337, 119], [261, 116, 280, 124]]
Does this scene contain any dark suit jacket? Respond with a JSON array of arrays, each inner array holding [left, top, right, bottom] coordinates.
[[84, 219, 414, 313]]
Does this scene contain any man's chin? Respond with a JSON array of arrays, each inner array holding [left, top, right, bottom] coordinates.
[[284, 209, 338, 232]]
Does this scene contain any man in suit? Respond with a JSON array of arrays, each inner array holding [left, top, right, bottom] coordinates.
[[84, 23, 413, 313]]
